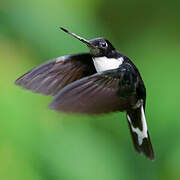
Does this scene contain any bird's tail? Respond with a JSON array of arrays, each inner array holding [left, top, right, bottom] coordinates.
[[126, 105, 154, 160]]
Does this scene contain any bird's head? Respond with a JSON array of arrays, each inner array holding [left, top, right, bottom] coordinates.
[[60, 27, 115, 57], [88, 38, 115, 57]]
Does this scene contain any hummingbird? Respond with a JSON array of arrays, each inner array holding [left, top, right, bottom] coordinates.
[[15, 27, 154, 160]]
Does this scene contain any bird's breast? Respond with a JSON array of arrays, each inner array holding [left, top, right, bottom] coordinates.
[[93, 56, 124, 73]]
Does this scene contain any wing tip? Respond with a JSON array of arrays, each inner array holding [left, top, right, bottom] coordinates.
[[14, 79, 27, 89], [14, 77, 22, 86], [14, 72, 30, 87], [48, 102, 71, 114], [48, 102, 55, 110], [48, 100, 61, 111]]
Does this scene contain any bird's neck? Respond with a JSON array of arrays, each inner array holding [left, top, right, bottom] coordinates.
[[92, 55, 124, 73]]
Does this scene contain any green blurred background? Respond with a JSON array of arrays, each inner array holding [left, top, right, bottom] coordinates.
[[1, 0, 180, 179]]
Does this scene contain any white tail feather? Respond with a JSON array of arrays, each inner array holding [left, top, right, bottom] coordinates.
[[127, 105, 148, 145]]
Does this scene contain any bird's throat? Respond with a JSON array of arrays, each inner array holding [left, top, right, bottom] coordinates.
[[93, 56, 124, 73]]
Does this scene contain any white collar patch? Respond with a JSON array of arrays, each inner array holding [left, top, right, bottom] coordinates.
[[93, 56, 124, 73]]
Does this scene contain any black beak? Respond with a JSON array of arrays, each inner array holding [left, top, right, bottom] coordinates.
[[60, 27, 96, 49]]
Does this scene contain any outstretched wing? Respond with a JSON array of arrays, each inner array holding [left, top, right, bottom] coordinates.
[[49, 67, 138, 114], [15, 53, 96, 96]]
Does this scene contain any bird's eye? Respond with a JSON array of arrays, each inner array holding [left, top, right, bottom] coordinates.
[[101, 42, 107, 48]]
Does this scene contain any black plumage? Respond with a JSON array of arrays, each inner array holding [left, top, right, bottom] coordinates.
[[15, 54, 96, 96], [15, 27, 154, 160]]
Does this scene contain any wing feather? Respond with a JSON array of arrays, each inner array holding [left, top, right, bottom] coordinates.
[[15, 53, 96, 96], [49, 68, 138, 114]]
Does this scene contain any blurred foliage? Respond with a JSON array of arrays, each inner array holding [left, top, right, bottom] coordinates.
[[1, 0, 180, 180]]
